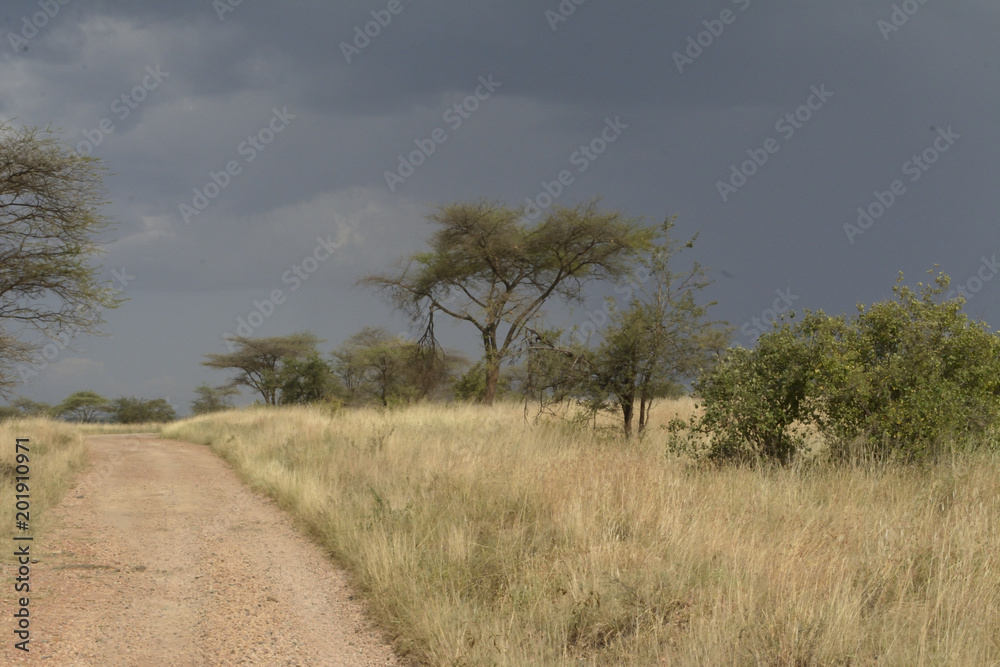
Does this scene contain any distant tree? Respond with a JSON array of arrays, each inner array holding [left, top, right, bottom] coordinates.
[[190, 383, 239, 415], [0, 397, 52, 420], [331, 327, 462, 405], [109, 396, 176, 424], [54, 390, 111, 422], [201, 332, 321, 405], [330, 334, 367, 399], [515, 218, 728, 436], [9, 397, 52, 416], [582, 218, 729, 436], [277, 354, 341, 405], [332, 327, 420, 406], [148, 398, 177, 422], [361, 199, 656, 404], [0, 122, 125, 394]]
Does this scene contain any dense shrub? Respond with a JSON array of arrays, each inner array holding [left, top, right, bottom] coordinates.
[[683, 272, 1000, 464], [687, 323, 833, 464]]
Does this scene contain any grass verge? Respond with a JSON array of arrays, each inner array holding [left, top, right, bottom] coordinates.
[[163, 401, 1000, 665], [0, 418, 88, 564]]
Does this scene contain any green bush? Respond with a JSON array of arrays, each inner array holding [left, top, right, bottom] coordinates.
[[685, 272, 1000, 464], [686, 325, 828, 464]]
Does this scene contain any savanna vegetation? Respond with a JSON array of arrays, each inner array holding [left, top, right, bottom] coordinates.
[[163, 401, 1000, 665], [669, 271, 1000, 464], [1, 391, 177, 426], [0, 418, 88, 563], [167, 203, 1000, 664], [196, 206, 730, 438], [2, 126, 998, 664], [194, 202, 1000, 466]]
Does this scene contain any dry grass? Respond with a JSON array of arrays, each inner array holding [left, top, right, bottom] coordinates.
[[0, 418, 88, 563], [74, 422, 164, 435], [164, 400, 1000, 665]]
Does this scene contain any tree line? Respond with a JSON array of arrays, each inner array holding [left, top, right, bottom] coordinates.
[[201, 199, 1000, 462], [4, 121, 999, 462], [199, 202, 729, 437], [196, 327, 464, 412], [0, 392, 177, 423]]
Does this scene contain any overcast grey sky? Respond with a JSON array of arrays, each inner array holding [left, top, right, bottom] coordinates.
[[2, 0, 998, 413]]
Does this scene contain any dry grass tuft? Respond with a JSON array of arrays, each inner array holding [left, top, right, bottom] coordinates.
[[164, 400, 1000, 665]]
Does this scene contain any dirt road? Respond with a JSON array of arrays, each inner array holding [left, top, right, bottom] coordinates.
[[3, 434, 400, 666]]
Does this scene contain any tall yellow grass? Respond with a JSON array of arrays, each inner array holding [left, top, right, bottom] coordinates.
[[164, 401, 1000, 665], [0, 418, 88, 562]]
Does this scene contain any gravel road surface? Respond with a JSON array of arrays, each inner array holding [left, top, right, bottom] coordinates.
[[3, 434, 401, 666]]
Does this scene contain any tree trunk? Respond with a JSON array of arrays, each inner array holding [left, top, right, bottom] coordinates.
[[483, 357, 501, 405], [638, 396, 648, 435], [622, 397, 634, 438], [482, 329, 501, 405], [638, 381, 652, 435]]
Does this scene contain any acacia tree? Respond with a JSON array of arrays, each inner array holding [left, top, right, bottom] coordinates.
[[0, 397, 51, 420], [109, 396, 176, 423], [0, 123, 124, 393], [361, 200, 654, 404], [10, 397, 51, 416], [517, 218, 728, 436], [354, 328, 417, 406], [584, 218, 729, 436], [277, 354, 341, 405], [54, 390, 111, 422], [190, 383, 239, 415], [201, 332, 321, 405], [331, 326, 459, 405], [330, 333, 368, 399]]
